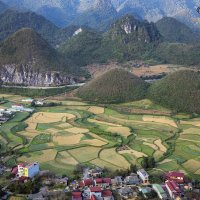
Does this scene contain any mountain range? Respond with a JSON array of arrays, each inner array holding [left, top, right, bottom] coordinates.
[[2, 0, 200, 32], [0, 0, 200, 86]]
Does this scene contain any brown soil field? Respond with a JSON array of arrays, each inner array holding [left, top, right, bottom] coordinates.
[[90, 158, 120, 171], [57, 151, 78, 165], [56, 123, 72, 128], [53, 134, 83, 145], [87, 106, 105, 114], [183, 159, 200, 173], [118, 149, 147, 158], [27, 112, 75, 124], [143, 116, 177, 128], [87, 133, 108, 143], [18, 149, 57, 163], [65, 127, 89, 134], [180, 119, 200, 127], [143, 142, 158, 150], [88, 118, 122, 127], [81, 139, 107, 146], [100, 148, 130, 169], [107, 126, 132, 137], [154, 139, 167, 152], [68, 147, 101, 162]]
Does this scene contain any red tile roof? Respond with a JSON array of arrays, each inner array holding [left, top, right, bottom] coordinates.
[[90, 187, 102, 192], [79, 181, 84, 187], [166, 180, 180, 193], [84, 179, 94, 186], [102, 190, 112, 197], [95, 178, 103, 184], [11, 166, 18, 175], [103, 178, 111, 184], [166, 171, 184, 178], [166, 171, 184, 183], [72, 191, 82, 197]]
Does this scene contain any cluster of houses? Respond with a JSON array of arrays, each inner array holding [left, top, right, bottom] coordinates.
[[70, 168, 195, 200]]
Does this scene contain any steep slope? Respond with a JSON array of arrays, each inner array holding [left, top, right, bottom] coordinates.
[[156, 17, 200, 44], [60, 15, 162, 66], [0, 0, 7, 14], [0, 10, 81, 47], [0, 10, 59, 45], [59, 29, 103, 66], [77, 68, 149, 103], [0, 28, 81, 86], [103, 15, 161, 60], [148, 70, 200, 113], [154, 43, 200, 65], [72, 0, 118, 30]]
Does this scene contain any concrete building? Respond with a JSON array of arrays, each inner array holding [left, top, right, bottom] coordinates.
[[137, 169, 149, 184], [152, 184, 168, 199], [18, 162, 39, 178]]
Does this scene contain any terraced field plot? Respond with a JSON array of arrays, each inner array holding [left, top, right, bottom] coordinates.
[[0, 95, 199, 178]]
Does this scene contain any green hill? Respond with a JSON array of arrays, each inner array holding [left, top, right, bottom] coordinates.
[[156, 17, 200, 44], [77, 68, 149, 103], [148, 70, 200, 113], [0, 28, 74, 73], [59, 29, 103, 66]]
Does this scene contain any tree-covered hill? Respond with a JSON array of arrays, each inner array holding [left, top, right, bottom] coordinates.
[[0, 28, 74, 73], [156, 17, 200, 44], [77, 68, 149, 103], [148, 70, 200, 113]]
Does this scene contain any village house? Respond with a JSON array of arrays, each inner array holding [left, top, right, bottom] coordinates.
[[102, 190, 114, 200], [137, 169, 149, 184], [124, 173, 140, 185], [79, 179, 94, 188], [89, 187, 102, 199], [152, 184, 168, 200], [72, 191, 82, 200], [17, 162, 40, 178], [111, 176, 123, 186], [166, 172, 185, 183], [138, 186, 152, 198], [22, 98, 34, 103], [94, 178, 111, 187], [165, 180, 183, 200], [88, 167, 103, 177], [117, 186, 136, 199]]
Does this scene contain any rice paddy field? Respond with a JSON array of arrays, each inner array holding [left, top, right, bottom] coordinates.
[[0, 95, 199, 178]]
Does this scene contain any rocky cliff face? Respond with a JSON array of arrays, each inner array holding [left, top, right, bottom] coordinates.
[[0, 64, 83, 86]]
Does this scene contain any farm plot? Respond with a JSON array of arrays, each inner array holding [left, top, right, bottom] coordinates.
[[27, 112, 75, 124], [143, 116, 177, 128], [87, 106, 104, 114], [183, 159, 200, 173], [53, 134, 83, 145], [107, 126, 132, 138], [100, 148, 130, 169], [68, 147, 101, 162], [88, 118, 122, 127], [18, 149, 57, 163], [118, 149, 147, 158], [81, 139, 107, 147], [56, 151, 78, 165], [180, 118, 200, 127], [90, 158, 120, 171]]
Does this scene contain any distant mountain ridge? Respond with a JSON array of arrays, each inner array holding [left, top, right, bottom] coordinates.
[[0, 9, 82, 47], [2, 0, 200, 32]]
